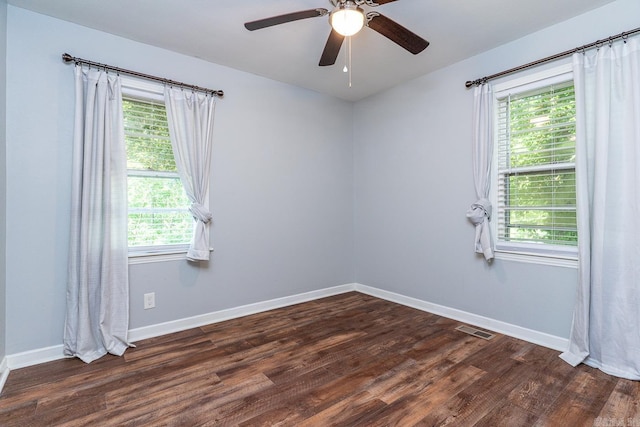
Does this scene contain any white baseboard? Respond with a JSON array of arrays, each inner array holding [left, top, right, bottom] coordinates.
[[354, 283, 569, 352], [0, 357, 9, 395], [128, 284, 357, 342], [6, 344, 68, 370], [5, 284, 357, 370], [4, 282, 568, 371]]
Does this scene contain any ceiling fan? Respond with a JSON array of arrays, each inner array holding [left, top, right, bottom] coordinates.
[[244, 0, 429, 67]]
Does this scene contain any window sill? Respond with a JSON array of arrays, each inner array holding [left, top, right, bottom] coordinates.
[[129, 251, 187, 265], [128, 246, 214, 264], [494, 250, 578, 268]]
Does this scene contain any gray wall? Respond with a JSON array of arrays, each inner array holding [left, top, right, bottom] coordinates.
[[353, 0, 640, 338], [0, 0, 7, 362], [5, 7, 354, 354]]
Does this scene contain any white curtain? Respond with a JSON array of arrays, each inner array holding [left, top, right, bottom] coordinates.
[[64, 66, 130, 363], [467, 83, 495, 261], [560, 38, 640, 380], [164, 87, 216, 261]]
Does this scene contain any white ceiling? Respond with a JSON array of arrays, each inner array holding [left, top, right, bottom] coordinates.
[[7, 0, 615, 101]]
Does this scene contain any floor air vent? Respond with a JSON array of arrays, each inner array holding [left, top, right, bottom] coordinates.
[[455, 325, 495, 340]]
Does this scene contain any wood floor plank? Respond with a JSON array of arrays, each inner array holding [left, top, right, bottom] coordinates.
[[0, 400, 37, 425], [293, 352, 410, 418], [296, 390, 387, 427], [215, 330, 366, 382], [265, 327, 415, 385], [123, 326, 211, 361], [417, 358, 529, 426], [535, 368, 619, 426], [208, 367, 338, 426], [1, 291, 639, 426], [474, 401, 540, 427], [32, 393, 108, 426], [370, 336, 488, 405], [596, 379, 640, 425], [59, 373, 273, 427], [103, 359, 222, 407], [506, 348, 576, 415], [365, 363, 487, 426]]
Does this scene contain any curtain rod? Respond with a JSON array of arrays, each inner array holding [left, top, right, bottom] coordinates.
[[62, 53, 224, 97], [465, 26, 640, 88]]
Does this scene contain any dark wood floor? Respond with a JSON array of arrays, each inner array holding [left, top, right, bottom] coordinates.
[[1, 292, 638, 426]]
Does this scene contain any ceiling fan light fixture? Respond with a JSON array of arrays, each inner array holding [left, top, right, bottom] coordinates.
[[330, 3, 365, 37]]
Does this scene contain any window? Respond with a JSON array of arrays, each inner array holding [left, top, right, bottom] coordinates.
[[493, 65, 577, 264], [122, 93, 193, 257]]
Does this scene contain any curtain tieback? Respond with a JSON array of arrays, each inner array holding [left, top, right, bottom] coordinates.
[[466, 198, 492, 224], [467, 198, 494, 261], [189, 203, 213, 224]]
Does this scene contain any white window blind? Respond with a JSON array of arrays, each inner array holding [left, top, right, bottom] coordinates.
[[496, 81, 577, 251], [123, 97, 193, 250]]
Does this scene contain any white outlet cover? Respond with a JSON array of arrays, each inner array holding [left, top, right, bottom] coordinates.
[[144, 292, 155, 309]]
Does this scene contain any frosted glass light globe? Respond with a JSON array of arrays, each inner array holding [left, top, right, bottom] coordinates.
[[330, 5, 365, 37]]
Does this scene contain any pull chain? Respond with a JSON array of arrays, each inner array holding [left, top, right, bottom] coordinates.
[[343, 36, 348, 73], [343, 36, 353, 87], [348, 36, 352, 88]]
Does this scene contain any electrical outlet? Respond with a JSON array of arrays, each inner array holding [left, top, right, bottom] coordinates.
[[144, 292, 155, 310]]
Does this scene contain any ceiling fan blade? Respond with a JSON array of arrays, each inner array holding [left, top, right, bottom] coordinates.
[[367, 0, 398, 5], [319, 29, 345, 66], [366, 13, 429, 54], [245, 8, 328, 31]]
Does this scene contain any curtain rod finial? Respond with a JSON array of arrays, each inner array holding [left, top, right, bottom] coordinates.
[[465, 80, 474, 88], [62, 53, 74, 63]]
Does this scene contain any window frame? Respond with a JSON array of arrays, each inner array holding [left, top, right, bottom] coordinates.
[[121, 77, 192, 263], [491, 64, 578, 268]]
